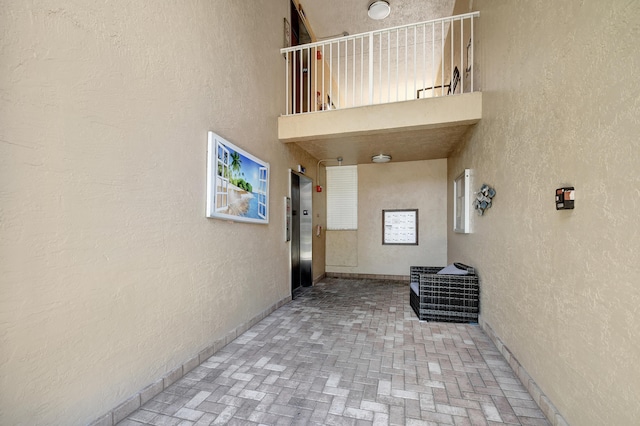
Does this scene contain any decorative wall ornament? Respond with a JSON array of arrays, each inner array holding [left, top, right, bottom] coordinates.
[[474, 184, 496, 216]]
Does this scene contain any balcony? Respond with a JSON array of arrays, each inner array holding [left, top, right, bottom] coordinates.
[[278, 12, 481, 164]]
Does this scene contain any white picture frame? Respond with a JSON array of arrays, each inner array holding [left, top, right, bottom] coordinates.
[[206, 131, 269, 224], [453, 169, 471, 233]]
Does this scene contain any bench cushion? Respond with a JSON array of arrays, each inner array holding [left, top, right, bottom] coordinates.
[[410, 281, 419, 295]]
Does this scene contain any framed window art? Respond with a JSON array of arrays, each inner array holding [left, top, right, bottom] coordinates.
[[206, 131, 269, 224]]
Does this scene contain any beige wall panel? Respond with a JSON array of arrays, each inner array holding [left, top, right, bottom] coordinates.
[[325, 230, 358, 267], [448, 1, 640, 425], [328, 160, 447, 276], [0, 1, 326, 424], [310, 164, 328, 282]]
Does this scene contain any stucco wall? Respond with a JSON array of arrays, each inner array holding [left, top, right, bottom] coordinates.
[[448, 1, 640, 425], [0, 1, 325, 425], [327, 159, 448, 276]]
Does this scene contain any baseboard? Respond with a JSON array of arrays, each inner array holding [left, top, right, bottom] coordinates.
[[88, 294, 292, 426], [313, 272, 326, 285], [325, 272, 410, 281], [479, 316, 569, 426]]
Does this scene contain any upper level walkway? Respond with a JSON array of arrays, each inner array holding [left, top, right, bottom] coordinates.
[[278, 12, 482, 164]]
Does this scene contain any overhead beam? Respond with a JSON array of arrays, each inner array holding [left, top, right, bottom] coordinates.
[[278, 92, 482, 143]]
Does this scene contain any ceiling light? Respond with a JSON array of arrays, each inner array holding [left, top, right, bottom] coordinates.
[[368, 1, 391, 20], [371, 154, 392, 163]]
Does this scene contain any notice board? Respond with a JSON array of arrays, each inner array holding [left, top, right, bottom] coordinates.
[[382, 209, 418, 245]]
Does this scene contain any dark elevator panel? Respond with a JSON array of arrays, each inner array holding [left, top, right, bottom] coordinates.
[[291, 171, 312, 294]]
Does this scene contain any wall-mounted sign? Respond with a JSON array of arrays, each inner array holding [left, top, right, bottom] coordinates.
[[206, 131, 269, 224]]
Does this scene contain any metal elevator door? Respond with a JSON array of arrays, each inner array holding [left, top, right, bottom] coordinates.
[[291, 172, 312, 294]]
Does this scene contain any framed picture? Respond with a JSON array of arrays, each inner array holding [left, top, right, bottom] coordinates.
[[382, 209, 418, 245], [206, 131, 269, 224], [453, 169, 471, 233]]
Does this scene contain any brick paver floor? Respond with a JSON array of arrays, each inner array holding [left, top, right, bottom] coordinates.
[[118, 278, 549, 425]]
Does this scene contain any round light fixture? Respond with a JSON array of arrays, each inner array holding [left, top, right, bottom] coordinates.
[[371, 154, 392, 163], [368, 1, 391, 20]]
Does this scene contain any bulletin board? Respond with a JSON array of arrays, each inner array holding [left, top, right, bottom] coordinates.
[[382, 209, 418, 245]]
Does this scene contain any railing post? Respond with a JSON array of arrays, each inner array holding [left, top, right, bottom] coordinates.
[[404, 28, 408, 101], [307, 46, 311, 112], [314, 47, 317, 112], [368, 34, 374, 104], [329, 43, 332, 110], [337, 40, 341, 108], [299, 49, 303, 112], [360, 37, 364, 105], [285, 53, 289, 114], [322, 44, 325, 110], [460, 17, 464, 94], [470, 16, 474, 93], [345, 40, 349, 108], [432, 23, 435, 97], [293, 52, 297, 114], [450, 17, 454, 96], [441, 21, 444, 97]]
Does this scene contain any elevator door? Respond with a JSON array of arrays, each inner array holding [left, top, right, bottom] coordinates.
[[291, 172, 312, 294]]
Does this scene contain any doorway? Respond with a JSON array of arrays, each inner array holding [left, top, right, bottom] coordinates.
[[290, 171, 313, 294], [289, 0, 312, 114]]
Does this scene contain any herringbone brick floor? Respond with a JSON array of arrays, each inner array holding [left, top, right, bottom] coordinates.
[[118, 278, 549, 426]]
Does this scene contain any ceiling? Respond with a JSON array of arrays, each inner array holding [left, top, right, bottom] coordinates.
[[297, 0, 456, 41], [292, 124, 472, 165]]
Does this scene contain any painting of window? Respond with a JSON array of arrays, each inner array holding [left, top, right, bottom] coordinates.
[[206, 131, 270, 224], [216, 143, 229, 212], [257, 167, 268, 219]]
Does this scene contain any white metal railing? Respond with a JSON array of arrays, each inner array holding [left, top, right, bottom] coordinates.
[[281, 12, 479, 115]]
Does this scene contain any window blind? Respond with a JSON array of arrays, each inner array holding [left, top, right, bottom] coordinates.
[[326, 165, 358, 230]]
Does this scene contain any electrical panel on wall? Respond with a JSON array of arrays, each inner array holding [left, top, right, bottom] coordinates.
[[556, 187, 575, 210]]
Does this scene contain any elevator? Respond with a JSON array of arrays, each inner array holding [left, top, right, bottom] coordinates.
[[290, 171, 313, 294]]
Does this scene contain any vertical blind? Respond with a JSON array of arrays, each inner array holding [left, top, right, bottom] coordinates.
[[326, 165, 358, 230]]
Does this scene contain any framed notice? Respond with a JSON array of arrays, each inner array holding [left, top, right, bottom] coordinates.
[[382, 209, 418, 245]]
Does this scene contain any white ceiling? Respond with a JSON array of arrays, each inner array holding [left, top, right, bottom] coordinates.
[[298, 0, 456, 41]]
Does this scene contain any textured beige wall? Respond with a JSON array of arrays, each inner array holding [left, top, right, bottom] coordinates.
[[326, 230, 358, 267], [448, 1, 640, 425], [0, 1, 326, 424], [328, 160, 447, 276], [311, 167, 327, 282]]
